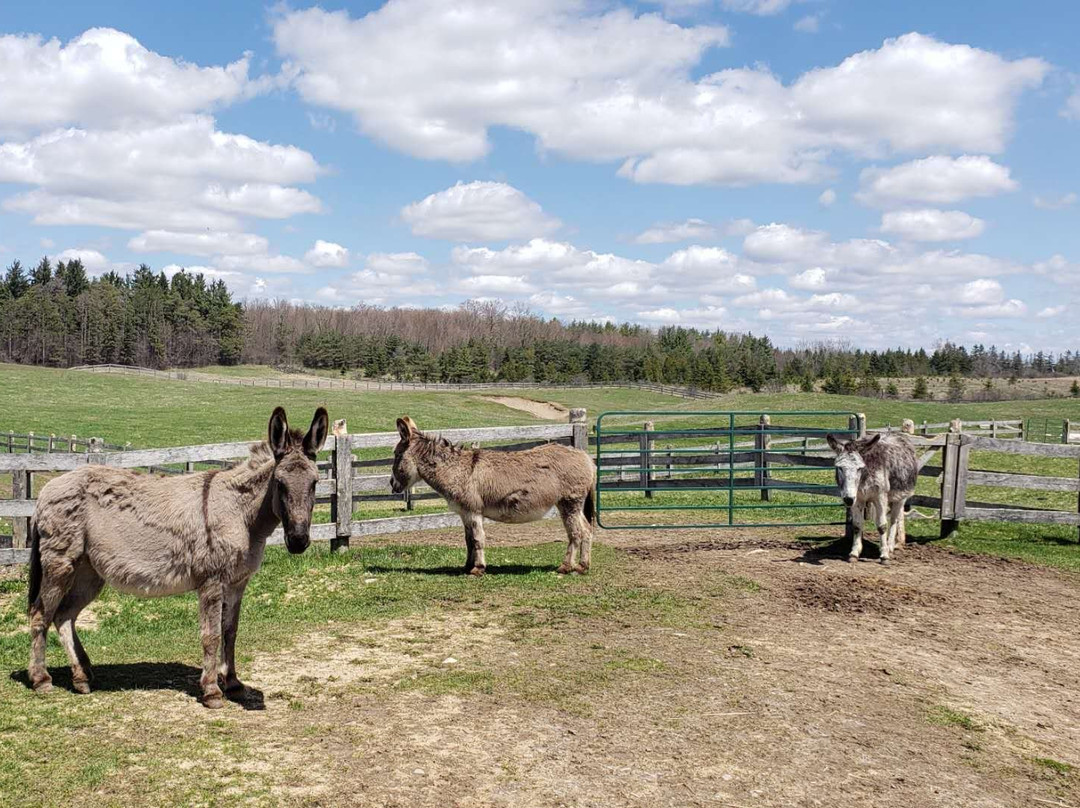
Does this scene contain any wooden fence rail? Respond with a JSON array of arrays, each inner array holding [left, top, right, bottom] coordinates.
[[0, 411, 588, 565]]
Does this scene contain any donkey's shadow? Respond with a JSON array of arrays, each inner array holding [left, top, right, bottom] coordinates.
[[790, 531, 937, 565], [9, 663, 266, 710], [364, 562, 551, 576]]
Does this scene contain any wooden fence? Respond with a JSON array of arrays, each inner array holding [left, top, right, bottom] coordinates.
[[69, 364, 718, 399], [3, 431, 127, 454], [0, 410, 588, 565]]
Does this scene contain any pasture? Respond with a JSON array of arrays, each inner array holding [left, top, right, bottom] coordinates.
[[1, 363, 1079, 806]]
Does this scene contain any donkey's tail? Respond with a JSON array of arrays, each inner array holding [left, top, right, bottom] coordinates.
[[27, 520, 42, 614], [584, 485, 596, 526]]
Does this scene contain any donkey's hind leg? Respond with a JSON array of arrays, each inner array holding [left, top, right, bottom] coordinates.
[[461, 519, 477, 572], [561, 499, 593, 574], [28, 556, 77, 694], [462, 513, 487, 576], [197, 579, 225, 709], [53, 563, 104, 694]]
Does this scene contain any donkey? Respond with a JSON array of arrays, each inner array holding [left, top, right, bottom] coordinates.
[[27, 406, 328, 707], [827, 432, 917, 564], [390, 416, 596, 576]]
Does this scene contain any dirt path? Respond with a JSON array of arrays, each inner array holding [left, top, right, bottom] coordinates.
[[480, 395, 569, 420], [62, 526, 1080, 807]]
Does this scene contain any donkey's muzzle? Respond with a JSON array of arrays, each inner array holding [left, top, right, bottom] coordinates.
[[842, 496, 854, 507], [284, 533, 310, 554]]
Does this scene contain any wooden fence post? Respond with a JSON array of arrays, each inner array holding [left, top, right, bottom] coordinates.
[[1063, 419, 1071, 445], [939, 421, 964, 539], [844, 415, 858, 544], [569, 408, 588, 452], [901, 419, 914, 436], [331, 419, 351, 553], [69, 434, 77, 452], [27, 431, 34, 454], [11, 469, 30, 550], [756, 414, 771, 501], [640, 420, 654, 499], [856, 413, 867, 438]]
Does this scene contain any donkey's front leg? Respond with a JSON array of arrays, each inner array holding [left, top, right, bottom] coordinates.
[[197, 579, 225, 708], [463, 513, 487, 576], [875, 491, 892, 564], [462, 520, 477, 572], [848, 500, 864, 562], [218, 580, 248, 696], [884, 499, 905, 561]]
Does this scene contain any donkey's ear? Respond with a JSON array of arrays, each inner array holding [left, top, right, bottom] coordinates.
[[303, 407, 329, 459], [826, 434, 844, 454], [269, 407, 291, 460], [861, 433, 881, 450], [397, 416, 417, 442]]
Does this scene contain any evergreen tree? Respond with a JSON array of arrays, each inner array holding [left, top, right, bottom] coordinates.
[[912, 376, 929, 400], [4, 260, 29, 299]]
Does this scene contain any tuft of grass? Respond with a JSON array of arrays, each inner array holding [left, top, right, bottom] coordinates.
[[928, 705, 983, 732], [1031, 756, 1074, 775]]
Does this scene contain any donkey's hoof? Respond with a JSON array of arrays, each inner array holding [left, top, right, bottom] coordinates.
[[72, 679, 91, 695], [847, 554, 859, 564], [203, 694, 226, 709], [879, 557, 891, 566], [555, 563, 574, 575], [31, 678, 53, 694], [574, 563, 590, 574], [468, 566, 486, 577]]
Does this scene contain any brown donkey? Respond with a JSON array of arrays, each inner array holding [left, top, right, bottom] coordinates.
[[390, 416, 596, 576], [27, 407, 328, 707]]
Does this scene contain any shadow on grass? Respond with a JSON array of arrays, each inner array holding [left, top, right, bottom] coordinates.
[[9, 662, 266, 710]]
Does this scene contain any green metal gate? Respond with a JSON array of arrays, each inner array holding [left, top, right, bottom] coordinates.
[[594, 410, 859, 530]]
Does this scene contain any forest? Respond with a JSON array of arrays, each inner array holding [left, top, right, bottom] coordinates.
[[3, 257, 1078, 394]]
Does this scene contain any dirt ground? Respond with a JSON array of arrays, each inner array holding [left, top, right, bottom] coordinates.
[[47, 523, 1069, 808], [481, 395, 570, 421], [4, 525, 1076, 807]]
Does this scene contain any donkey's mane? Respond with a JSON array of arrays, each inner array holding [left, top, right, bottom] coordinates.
[[246, 428, 308, 467]]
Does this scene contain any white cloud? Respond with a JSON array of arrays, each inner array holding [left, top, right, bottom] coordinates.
[[959, 278, 1004, 305], [637, 306, 682, 322], [0, 28, 263, 137], [128, 230, 269, 256], [633, 218, 716, 244], [818, 188, 836, 207], [1064, 87, 1080, 120], [457, 274, 535, 294], [1037, 305, 1066, 318], [0, 116, 322, 231], [720, 0, 792, 13], [215, 253, 309, 275], [364, 252, 430, 276], [858, 155, 1017, 207], [53, 248, 113, 276], [794, 14, 820, 33], [952, 299, 1027, 318], [1033, 192, 1077, 210], [401, 181, 560, 241], [743, 224, 829, 263], [880, 209, 985, 242], [275, 7, 1046, 186], [790, 267, 831, 289], [304, 240, 350, 267]]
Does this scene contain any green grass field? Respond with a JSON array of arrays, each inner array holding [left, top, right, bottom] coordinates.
[[2, 362, 1079, 570]]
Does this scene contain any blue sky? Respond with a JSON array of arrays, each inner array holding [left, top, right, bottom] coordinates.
[[1, 1, 1078, 351]]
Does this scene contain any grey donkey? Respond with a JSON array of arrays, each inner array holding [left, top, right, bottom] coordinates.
[[28, 407, 328, 707], [827, 432, 917, 564], [390, 416, 597, 576]]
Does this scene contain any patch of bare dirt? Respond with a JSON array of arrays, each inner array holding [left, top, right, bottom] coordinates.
[[480, 395, 569, 421], [788, 574, 948, 615]]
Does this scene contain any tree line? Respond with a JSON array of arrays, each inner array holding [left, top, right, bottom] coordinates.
[[1, 258, 243, 368], [3, 261, 1078, 392]]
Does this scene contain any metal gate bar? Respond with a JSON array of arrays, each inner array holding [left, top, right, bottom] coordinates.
[[594, 410, 859, 530]]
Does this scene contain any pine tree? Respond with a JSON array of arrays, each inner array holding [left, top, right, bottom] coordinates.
[[912, 376, 929, 400], [4, 260, 29, 299]]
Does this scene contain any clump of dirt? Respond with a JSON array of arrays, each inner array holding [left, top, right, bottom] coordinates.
[[789, 575, 947, 615], [480, 396, 568, 421]]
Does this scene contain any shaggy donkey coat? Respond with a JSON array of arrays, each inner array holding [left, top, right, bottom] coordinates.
[[391, 416, 597, 575], [827, 432, 917, 564], [28, 407, 328, 707]]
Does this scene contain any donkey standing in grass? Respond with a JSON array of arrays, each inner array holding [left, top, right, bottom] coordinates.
[[28, 407, 328, 707], [827, 432, 917, 564], [390, 416, 597, 576]]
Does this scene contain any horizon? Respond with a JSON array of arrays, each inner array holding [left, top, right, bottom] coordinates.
[[2, 1, 1078, 353]]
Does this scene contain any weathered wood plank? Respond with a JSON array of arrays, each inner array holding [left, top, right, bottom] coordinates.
[[266, 523, 338, 546], [0, 454, 86, 471], [762, 452, 835, 468], [963, 507, 1080, 526], [0, 500, 36, 517], [0, 547, 32, 565], [348, 424, 571, 449], [964, 436, 1080, 458], [965, 470, 1080, 492]]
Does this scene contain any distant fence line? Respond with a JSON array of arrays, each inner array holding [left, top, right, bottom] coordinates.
[[68, 364, 718, 399]]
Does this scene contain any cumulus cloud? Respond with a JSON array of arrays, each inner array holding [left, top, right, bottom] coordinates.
[[633, 218, 717, 244], [952, 299, 1028, 318], [0, 28, 264, 137], [794, 14, 820, 33], [818, 188, 836, 207], [53, 248, 114, 276], [857, 155, 1017, 207], [880, 209, 985, 242], [129, 230, 269, 256], [959, 278, 1004, 305], [274, 6, 1046, 186], [304, 240, 350, 267], [1037, 305, 1066, 318], [401, 181, 560, 241], [364, 252, 430, 276]]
